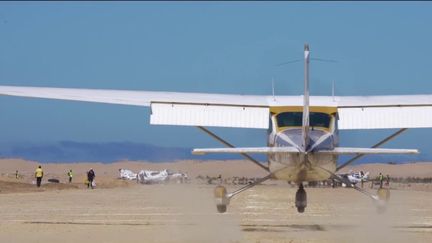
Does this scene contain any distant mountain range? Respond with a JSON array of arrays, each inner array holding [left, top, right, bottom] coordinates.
[[0, 141, 430, 164], [0, 141, 247, 163]]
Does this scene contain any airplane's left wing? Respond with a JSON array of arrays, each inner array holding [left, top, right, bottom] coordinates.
[[316, 147, 418, 155], [336, 95, 432, 130]]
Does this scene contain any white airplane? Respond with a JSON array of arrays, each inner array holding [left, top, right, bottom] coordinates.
[[136, 169, 187, 184], [166, 170, 189, 183], [338, 170, 370, 185], [1, 44, 431, 213], [119, 169, 138, 180], [137, 169, 169, 184]]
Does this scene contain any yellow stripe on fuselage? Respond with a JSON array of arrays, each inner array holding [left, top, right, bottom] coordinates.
[[270, 106, 337, 114]]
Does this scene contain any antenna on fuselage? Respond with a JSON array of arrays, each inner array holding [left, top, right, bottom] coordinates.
[[302, 44, 310, 152], [332, 80, 335, 102], [271, 77, 276, 101]]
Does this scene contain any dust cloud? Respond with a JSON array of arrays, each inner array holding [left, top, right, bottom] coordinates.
[[328, 189, 427, 243], [150, 184, 243, 243]]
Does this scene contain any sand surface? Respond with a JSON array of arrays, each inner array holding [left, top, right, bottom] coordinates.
[[1, 159, 432, 242]]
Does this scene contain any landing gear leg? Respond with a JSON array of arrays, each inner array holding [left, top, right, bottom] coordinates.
[[295, 183, 307, 213], [317, 165, 390, 214]]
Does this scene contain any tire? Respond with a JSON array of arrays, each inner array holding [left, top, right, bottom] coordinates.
[[297, 206, 305, 213], [217, 204, 227, 213]]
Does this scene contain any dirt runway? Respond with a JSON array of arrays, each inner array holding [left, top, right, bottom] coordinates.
[[0, 182, 431, 243]]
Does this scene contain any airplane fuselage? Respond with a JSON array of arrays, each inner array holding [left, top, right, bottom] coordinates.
[[267, 107, 338, 182]]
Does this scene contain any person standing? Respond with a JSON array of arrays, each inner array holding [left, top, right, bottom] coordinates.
[[67, 169, 73, 183], [379, 172, 384, 189], [87, 168, 95, 189], [15, 170, 19, 179], [35, 165, 44, 187]]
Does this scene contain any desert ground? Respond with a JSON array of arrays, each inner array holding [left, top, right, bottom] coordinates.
[[1, 159, 432, 243]]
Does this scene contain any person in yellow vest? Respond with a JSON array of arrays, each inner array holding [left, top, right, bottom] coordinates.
[[379, 172, 384, 189], [35, 165, 44, 187], [67, 169, 73, 183]]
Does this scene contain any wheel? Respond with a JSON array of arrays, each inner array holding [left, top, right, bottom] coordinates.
[[297, 206, 305, 213], [214, 186, 229, 213], [217, 204, 227, 213], [295, 184, 307, 213]]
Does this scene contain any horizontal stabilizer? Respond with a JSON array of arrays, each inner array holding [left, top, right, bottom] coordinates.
[[192, 147, 299, 155], [316, 147, 419, 155]]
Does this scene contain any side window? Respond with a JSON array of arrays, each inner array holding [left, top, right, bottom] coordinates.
[[268, 114, 273, 134]]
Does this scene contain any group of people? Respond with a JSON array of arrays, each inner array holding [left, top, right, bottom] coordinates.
[[377, 172, 391, 189], [33, 165, 96, 189]]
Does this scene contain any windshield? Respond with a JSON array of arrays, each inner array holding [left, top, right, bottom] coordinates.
[[276, 112, 331, 128]]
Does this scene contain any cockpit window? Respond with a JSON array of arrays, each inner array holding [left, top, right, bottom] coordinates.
[[276, 112, 331, 128]]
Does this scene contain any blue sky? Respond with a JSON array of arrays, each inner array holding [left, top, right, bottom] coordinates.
[[0, 2, 432, 155]]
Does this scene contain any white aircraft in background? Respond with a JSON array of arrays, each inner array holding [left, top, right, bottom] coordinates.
[[1, 44, 431, 213], [137, 169, 169, 184], [338, 170, 370, 185], [119, 169, 138, 180], [136, 169, 187, 184]]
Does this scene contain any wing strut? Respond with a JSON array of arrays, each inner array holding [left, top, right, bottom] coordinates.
[[196, 126, 269, 172], [336, 128, 408, 172], [302, 44, 311, 152], [317, 166, 384, 203]]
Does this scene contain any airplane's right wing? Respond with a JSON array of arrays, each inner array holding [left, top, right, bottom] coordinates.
[[0, 85, 271, 107], [192, 146, 300, 155], [0, 85, 273, 129]]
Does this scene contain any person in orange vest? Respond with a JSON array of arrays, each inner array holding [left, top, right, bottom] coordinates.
[[35, 165, 44, 187]]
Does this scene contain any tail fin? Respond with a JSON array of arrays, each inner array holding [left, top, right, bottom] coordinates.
[[302, 44, 310, 152]]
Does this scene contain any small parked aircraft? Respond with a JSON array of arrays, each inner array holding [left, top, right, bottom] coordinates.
[[119, 169, 138, 180], [338, 170, 369, 185], [136, 169, 188, 184], [1, 44, 431, 213], [137, 169, 169, 184]]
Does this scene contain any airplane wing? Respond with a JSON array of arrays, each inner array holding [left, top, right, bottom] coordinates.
[[1, 85, 432, 129], [193, 147, 418, 155], [0, 86, 273, 129], [0, 85, 273, 107], [336, 95, 432, 130], [316, 147, 419, 155], [192, 146, 300, 155]]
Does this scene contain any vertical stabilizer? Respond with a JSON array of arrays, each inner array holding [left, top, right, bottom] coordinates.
[[302, 44, 310, 152]]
